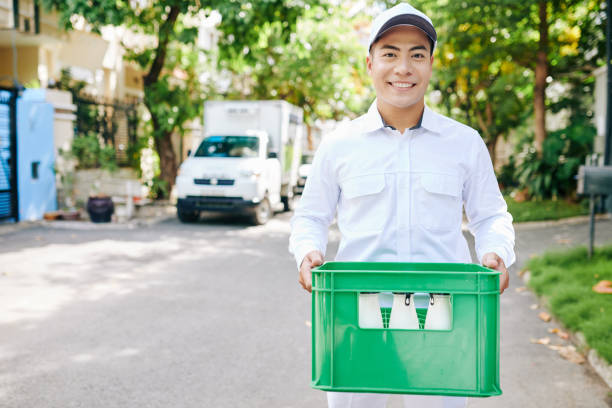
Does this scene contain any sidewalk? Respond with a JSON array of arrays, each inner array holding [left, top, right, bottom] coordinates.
[[470, 216, 612, 408]]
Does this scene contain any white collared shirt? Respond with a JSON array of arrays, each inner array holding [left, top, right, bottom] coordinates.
[[289, 102, 515, 269]]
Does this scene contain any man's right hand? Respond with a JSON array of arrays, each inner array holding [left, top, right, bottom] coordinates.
[[299, 250, 324, 293]]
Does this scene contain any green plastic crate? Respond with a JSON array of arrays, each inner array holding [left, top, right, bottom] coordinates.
[[311, 262, 501, 397]]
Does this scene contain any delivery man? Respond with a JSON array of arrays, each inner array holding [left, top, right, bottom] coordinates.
[[289, 3, 515, 407]]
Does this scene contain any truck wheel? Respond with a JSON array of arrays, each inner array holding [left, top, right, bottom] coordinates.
[[252, 198, 272, 225], [178, 208, 200, 223], [282, 194, 296, 212]]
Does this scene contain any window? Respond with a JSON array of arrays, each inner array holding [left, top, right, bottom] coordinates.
[[194, 136, 259, 158]]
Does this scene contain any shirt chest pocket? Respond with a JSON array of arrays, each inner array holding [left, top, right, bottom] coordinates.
[[415, 173, 463, 232], [340, 174, 387, 234]]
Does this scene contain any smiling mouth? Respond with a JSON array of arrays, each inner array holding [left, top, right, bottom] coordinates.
[[389, 82, 416, 89]]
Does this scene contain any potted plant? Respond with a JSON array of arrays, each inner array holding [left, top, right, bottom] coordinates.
[[86, 194, 114, 223]]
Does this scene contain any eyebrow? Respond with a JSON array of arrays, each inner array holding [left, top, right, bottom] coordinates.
[[379, 44, 428, 52]]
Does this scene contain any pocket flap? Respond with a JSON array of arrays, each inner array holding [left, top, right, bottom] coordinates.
[[420, 174, 461, 197], [342, 175, 385, 199]]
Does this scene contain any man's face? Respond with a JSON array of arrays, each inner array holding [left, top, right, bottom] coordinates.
[[367, 26, 434, 111]]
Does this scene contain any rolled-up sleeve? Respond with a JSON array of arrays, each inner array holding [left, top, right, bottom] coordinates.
[[463, 137, 516, 268], [289, 138, 340, 269]]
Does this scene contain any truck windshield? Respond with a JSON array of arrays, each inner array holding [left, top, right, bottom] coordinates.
[[194, 136, 259, 158]]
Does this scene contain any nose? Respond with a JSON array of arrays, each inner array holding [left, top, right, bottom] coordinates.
[[393, 56, 414, 76]]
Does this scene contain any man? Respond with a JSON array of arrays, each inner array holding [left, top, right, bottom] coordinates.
[[289, 3, 515, 408]]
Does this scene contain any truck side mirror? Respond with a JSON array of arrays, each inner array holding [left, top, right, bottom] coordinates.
[[187, 149, 192, 157], [267, 151, 278, 159]]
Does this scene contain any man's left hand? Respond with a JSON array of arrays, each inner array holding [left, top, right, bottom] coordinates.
[[482, 252, 509, 294]]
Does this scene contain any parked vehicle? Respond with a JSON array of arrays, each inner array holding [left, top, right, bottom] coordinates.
[[175, 100, 303, 224], [295, 153, 314, 194]]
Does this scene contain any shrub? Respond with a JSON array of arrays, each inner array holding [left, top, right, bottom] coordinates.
[[514, 118, 595, 199], [71, 132, 118, 172]]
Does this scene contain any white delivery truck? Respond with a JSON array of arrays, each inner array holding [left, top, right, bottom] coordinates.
[[175, 100, 303, 224]]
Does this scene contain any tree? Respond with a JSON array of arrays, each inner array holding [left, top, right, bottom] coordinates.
[[505, 0, 605, 155], [391, 0, 605, 159], [417, 1, 531, 166], [41, 0, 323, 194], [223, 6, 373, 130]]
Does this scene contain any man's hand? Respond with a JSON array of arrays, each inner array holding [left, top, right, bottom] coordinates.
[[482, 252, 509, 294], [299, 250, 324, 293]]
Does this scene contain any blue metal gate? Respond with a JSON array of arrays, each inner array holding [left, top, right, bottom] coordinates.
[[0, 87, 18, 221]]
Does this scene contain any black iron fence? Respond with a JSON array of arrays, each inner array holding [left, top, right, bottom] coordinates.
[[72, 93, 140, 166]]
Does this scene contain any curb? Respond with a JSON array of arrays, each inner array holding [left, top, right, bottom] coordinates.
[[40, 211, 176, 230], [460, 213, 610, 233], [0, 206, 177, 233], [588, 349, 612, 389], [513, 213, 611, 230]]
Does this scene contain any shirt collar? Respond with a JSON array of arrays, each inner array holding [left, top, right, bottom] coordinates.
[[361, 100, 441, 135], [420, 104, 442, 135], [361, 101, 386, 133]]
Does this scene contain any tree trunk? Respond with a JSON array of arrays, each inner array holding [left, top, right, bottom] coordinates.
[[306, 124, 313, 151], [534, 0, 549, 154], [486, 135, 499, 169], [151, 116, 177, 197], [144, 98, 178, 197], [142, 5, 180, 196], [474, 100, 497, 167]]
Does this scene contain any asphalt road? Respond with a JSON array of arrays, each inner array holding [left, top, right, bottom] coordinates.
[[0, 212, 610, 407]]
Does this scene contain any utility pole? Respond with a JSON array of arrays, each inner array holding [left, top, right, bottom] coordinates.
[[605, 0, 612, 210]]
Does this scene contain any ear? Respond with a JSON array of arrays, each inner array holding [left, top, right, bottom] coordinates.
[[366, 54, 373, 76], [430, 54, 434, 65]]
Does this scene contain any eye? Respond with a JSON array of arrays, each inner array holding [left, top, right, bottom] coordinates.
[[382, 52, 396, 58], [412, 52, 426, 59]]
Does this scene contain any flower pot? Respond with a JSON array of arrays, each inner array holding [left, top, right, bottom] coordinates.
[[87, 196, 114, 223]]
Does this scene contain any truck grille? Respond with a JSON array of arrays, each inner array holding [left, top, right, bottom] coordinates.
[[185, 196, 245, 209], [194, 178, 235, 186]]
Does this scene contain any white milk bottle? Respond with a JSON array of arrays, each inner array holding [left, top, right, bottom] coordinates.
[[389, 292, 420, 329], [424, 293, 452, 330], [358, 292, 383, 328]]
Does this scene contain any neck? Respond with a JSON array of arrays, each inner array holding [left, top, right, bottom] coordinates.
[[377, 100, 425, 133]]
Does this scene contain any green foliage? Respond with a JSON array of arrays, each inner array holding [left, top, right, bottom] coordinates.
[[215, 1, 324, 66], [41, 0, 324, 190], [407, 0, 534, 154], [145, 176, 169, 200], [514, 118, 595, 199], [497, 156, 519, 192], [125, 134, 149, 176], [70, 132, 100, 168], [526, 244, 612, 363], [505, 195, 588, 222], [99, 145, 119, 172], [227, 6, 372, 123], [71, 132, 118, 172]]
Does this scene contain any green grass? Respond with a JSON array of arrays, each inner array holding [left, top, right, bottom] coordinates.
[[526, 244, 612, 363], [505, 196, 588, 223]]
